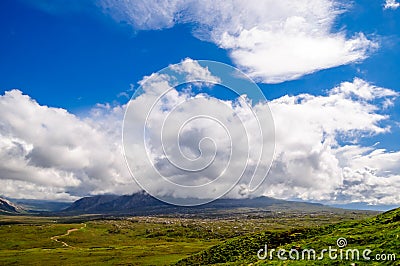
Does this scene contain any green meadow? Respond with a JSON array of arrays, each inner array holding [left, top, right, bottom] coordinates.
[[0, 210, 378, 265], [176, 208, 400, 265]]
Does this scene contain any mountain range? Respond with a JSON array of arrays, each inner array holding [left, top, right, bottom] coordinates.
[[60, 192, 360, 217], [1, 192, 380, 217]]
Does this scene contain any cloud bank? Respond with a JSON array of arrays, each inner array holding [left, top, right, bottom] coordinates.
[[123, 59, 274, 204], [100, 0, 377, 83], [265, 78, 399, 203], [1, 60, 399, 205], [0, 90, 137, 201]]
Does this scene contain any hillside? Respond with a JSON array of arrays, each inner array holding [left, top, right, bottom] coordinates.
[[175, 207, 400, 265], [0, 197, 24, 214]]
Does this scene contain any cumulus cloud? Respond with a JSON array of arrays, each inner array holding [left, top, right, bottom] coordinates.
[[0, 90, 137, 201], [99, 0, 377, 83], [0, 60, 399, 205], [122, 58, 274, 203], [122, 59, 399, 205], [169, 58, 221, 83], [263, 78, 399, 201], [384, 0, 400, 9], [336, 146, 400, 205]]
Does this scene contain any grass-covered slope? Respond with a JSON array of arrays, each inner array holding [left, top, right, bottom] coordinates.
[[176, 207, 400, 265]]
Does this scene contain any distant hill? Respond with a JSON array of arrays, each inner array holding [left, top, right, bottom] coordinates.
[[175, 207, 400, 265], [60, 192, 367, 217], [63, 193, 160, 214], [11, 199, 72, 212], [328, 202, 399, 212], [0, 197, 24, 214]]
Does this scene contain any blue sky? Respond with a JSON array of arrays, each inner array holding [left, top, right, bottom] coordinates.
[[2, 0, 398, 107], [0, 0, 399, 208], [0, 0, 232, 111], [1, 0, 399, 148]]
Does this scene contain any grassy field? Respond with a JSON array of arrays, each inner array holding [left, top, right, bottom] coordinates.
[[0, 210, 376, 265], [176, 208, 400, 265]]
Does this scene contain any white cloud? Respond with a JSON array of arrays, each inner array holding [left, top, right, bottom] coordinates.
[[100, 0, 377, 83], [0, 62, 399, 205], [330, 78, 398, 100], [122, 59, 273, 202], [169, 58, 221, 83], [263, 78, 399, 202], [99, 0, 184, 30], [123, 59, 400, 204], [336, 145, 400, 205], [0, 90, 137, 201], [384, 0, 400, 9]]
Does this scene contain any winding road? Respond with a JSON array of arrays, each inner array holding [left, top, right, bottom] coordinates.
[[50, 223, 86, 248]]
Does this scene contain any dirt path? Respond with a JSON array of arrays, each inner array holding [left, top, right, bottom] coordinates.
[[50, 223, 86, 248]]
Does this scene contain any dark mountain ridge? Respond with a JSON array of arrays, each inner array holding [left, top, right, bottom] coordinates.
[[0, 197, 24, 214], [61, 192, 351, 217]]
